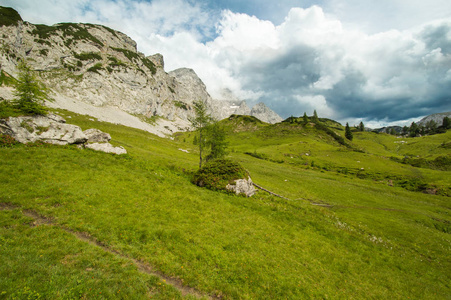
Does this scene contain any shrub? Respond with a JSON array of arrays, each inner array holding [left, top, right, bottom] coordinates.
[[87, 63, 103, 74], [0, 133, 19, 147], [173, 101, 188, 110], [74, 52, 102, 61], [191, 159, 247, 191]]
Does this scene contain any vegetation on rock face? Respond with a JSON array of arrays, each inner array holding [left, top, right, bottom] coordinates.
[[191, 158, 247, 191], [74, 52, 102, 61], [0, 70, 17, 87], [87, 62, 103, 74], [32, 23, 103, 48], [0, 6, 22, 27], [111, 47, 156, 74]]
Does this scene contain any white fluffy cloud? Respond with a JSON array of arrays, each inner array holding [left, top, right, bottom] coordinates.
[[176, 6, 450, 123]]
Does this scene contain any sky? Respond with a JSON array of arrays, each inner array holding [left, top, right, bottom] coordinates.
[[1, 0, 451, 127]]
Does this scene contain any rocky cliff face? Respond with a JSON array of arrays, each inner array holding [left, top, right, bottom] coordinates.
[[417, 112, 451, 127], [0, 6, 282, 135]]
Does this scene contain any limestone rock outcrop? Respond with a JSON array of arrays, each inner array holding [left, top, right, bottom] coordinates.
[[85, 142, 127, 155], [0, 114, 87, 145], [0, 113, 127, 154], [226, 177, 257, 197], [84, 128, 111, 143]]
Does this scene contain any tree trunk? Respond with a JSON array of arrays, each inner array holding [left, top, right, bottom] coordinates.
[[199, 128, 203, 169]]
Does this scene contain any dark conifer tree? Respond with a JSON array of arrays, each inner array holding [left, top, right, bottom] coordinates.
[[345, 122, 353, 141]]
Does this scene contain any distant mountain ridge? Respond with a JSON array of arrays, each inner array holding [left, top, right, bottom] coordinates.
[[416, 112, 451, 127], [0, 6, 282, 137]]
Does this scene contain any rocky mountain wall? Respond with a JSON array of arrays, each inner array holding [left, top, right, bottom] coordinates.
[[0, 6, 282, 136]]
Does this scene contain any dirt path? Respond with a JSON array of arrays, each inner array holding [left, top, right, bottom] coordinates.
[[1, 204, 216, 299]]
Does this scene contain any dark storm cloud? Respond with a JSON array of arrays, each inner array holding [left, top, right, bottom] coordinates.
[[419, 23, 451, 55], [242, 46, 320, 91]]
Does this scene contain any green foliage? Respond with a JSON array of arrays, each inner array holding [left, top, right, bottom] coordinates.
[[303, 112, 309, 124], [345, 122, 353, 141], [392, 155, 451, 171], [0, 6, 22, 27], [443, 116, 450, 129], [111, 47, 156, 75], [87, 62, 103, 74], [244, 150, 284, 164], [0, 133, 19, 147], [108, 55, 127, 68], [39, 48, 49, 56], [313, 109, 319, 123], [73, 52, 102, 61], [189, 99, 212, 168], [191, 158, 247, 191], [34, 38, 52, 46], [359, 121, 365, 132], [173, 100, 188, 110], [409, 122, 420, 137], [12, 61, 52, 115], [32, 23, 103, 48], [228, 114, 262, 124], [0, 70, 17, 87], [0, 100, 22, 118], [205, 122, 228, 161], [315, 121, 350, 147]]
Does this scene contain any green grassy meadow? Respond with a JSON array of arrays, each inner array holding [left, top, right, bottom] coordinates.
[[1, 111, 450, 299]]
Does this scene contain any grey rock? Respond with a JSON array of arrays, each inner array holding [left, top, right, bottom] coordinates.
[[85, 142, 127, 155], [84, 128, 111, 143], [226, 176, 256, 197], [148, 53, 164, 69], [250, 102, 283, 124], [3, 115, 87, 145], [416, 112, 451, 127]]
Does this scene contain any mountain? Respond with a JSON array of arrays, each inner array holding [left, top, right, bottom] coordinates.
[[372, 126, 403, 134], [0, 6, 282, 137], [168, 68, 282, 123], [416, 112, 451, 127]]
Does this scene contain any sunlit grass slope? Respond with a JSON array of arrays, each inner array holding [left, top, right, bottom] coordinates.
[[1, 110, 450, 299]]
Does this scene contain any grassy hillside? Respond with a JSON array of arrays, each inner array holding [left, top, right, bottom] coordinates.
[[1, 111, 450, 299]]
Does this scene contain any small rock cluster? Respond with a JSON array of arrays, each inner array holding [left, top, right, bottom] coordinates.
[[0, 114, 126, 155]]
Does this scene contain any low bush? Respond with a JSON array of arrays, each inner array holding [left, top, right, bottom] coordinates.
[[191, 159, 247, 191], [0, 133, 19, 147]]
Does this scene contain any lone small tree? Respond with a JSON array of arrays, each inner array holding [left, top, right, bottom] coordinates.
[[443, 116, 450, 129], [205, 122, 228, 162], [189, 100, 228, 168], [13, 61, 51, 115], [358, 121, 365, 132], [409, 122, 419, 137], [313, 110, 319, 123], [345, 122, 353, 141], [302, 112, 309, 124], [189, 99, 212, 169]]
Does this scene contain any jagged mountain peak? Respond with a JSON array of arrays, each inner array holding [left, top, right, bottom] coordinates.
[[250, 102, 283, 124]]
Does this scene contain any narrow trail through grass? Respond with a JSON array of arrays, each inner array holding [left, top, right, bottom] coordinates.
[[1, 203, 214, 300]]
